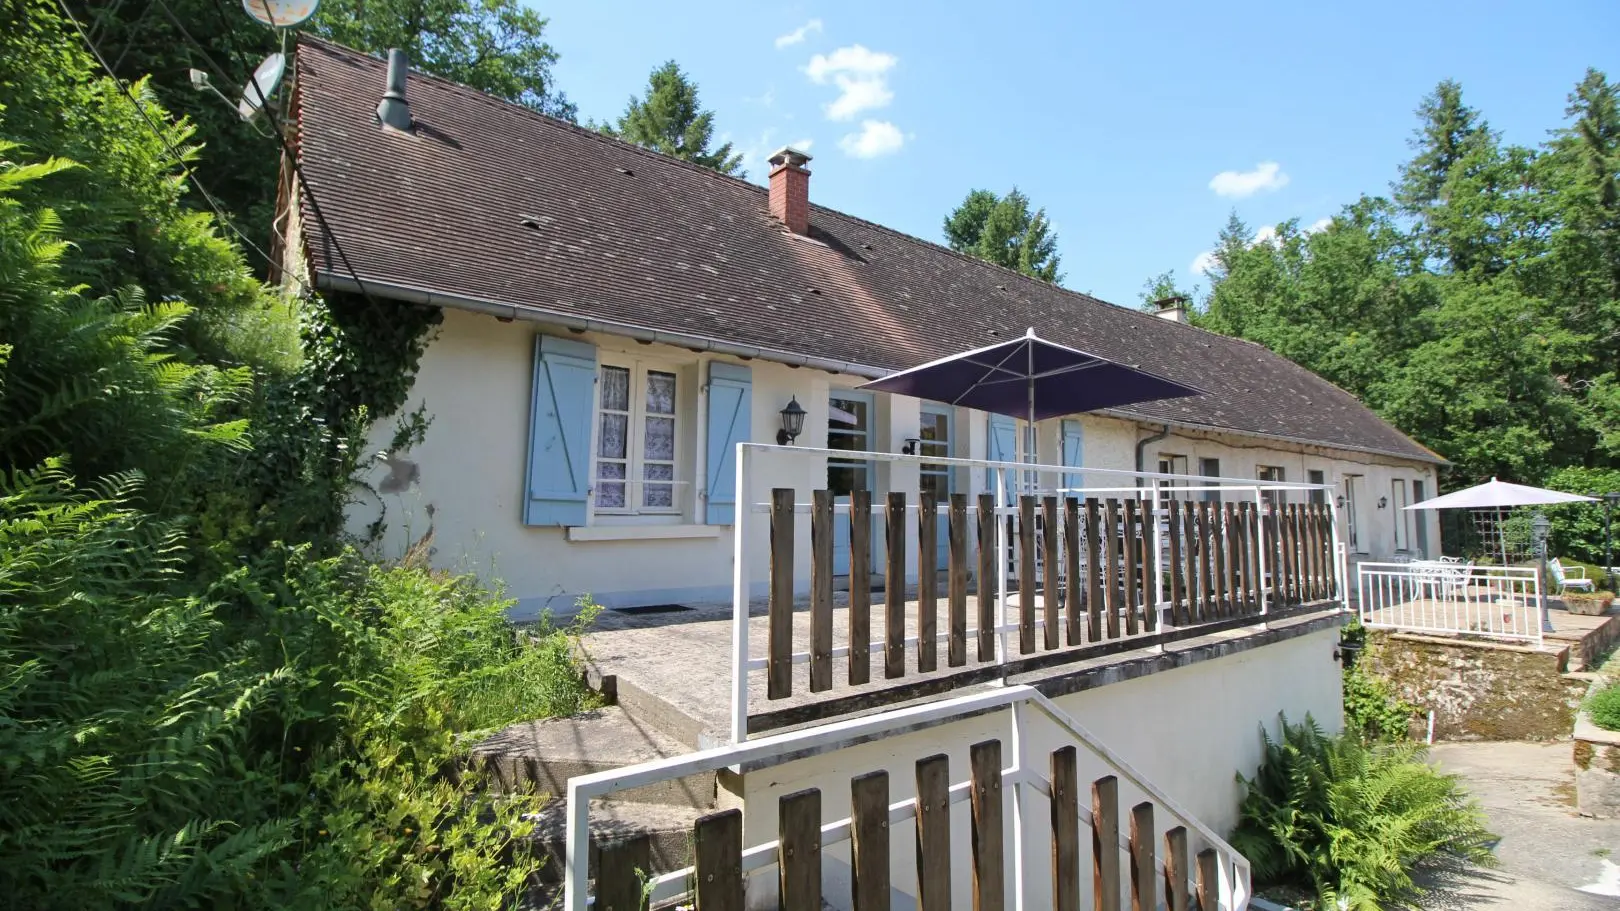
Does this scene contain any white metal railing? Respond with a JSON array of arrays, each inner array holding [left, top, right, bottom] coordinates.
[[1357, 561, 1543, 645], [563, 683, 1252, 910], [731, 442, 1346, 742]]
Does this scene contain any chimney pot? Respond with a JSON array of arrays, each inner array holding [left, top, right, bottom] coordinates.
[[767, 146, 812, 235], [377, 48, 413, 130]]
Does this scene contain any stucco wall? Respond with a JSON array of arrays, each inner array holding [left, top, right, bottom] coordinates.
[[735, 626, 1343, 908], [348, 309, 1438, 614]]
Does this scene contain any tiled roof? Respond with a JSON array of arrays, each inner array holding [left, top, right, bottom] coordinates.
[[290, 37, 1442, 465]]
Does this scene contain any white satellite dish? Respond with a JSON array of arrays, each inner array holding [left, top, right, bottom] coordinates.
[[242, 0, 319, 28], [237, 53, 285, 121]]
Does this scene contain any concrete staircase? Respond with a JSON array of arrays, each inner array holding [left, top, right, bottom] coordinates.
[[471, 700, 728, 892]]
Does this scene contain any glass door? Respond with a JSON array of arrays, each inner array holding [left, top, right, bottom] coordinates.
[[919, 406, 953, 566], [828, 392, 874, 575]]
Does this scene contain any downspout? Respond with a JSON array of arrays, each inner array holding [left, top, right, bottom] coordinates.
[[1135, 424, 1171, 490]]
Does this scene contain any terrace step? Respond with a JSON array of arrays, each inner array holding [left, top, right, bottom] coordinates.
[[520, 797, 705, 890], [470, 706, 715, 810], [582, 645, 724, 750]]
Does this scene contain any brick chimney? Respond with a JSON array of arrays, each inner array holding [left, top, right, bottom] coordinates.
[[767, 146, 812, 235]]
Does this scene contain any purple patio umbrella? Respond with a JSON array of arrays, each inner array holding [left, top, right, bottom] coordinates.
[[858, 328, 1203, 465]]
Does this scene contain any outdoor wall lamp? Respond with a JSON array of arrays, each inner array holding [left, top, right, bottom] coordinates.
[[1377, 496, 1389, 509], [1336, 495, 1346, 509], [900, 437, 920, 456], [777, 396, 806, 445]]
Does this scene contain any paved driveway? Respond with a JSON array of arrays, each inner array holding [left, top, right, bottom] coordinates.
[[1422, 741, 1620, 909]]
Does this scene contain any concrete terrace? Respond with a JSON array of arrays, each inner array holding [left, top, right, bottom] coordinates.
[[575, 587, 1346, 749]]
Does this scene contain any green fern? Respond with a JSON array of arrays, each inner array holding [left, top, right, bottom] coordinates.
[[1231, 715, 1497, 909]]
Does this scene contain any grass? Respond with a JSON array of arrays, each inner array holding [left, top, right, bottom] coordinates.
[[1586, 680, 1620, 732]]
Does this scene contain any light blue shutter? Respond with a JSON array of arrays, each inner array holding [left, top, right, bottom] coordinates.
[[987, 415, 1018, 503], [524, 334, 597, 526], [705, 361, 752, 524], [1061, 419, 1084, 493], [987, 415, 1017, 462]]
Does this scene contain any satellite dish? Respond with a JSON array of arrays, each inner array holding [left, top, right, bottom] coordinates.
[[242, 0, 319, 28], [237, 53, 285, 121]]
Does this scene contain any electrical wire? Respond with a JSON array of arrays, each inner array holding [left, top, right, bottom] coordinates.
[[54, 0, 279, 272]]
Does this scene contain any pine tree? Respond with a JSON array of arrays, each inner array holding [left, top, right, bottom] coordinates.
[[1395, 80, 1491, 213], [941, 187, 1063, 283], [609, 61, 743, 176]]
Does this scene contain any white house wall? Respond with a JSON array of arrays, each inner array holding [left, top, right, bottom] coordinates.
[[735, 626, 1343, 909], [349, 310, 1441, 615]]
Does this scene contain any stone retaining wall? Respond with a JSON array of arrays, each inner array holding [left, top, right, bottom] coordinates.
[[1574, 709, 1620, 817], [1362, 631, 1587, 741]]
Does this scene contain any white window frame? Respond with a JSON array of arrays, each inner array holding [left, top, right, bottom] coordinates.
[[1198, 457, 1222, 502], [1392, 478, 1410, 551], [592, 358, 683, 517], [1258, 465, 1286, 507], [1345, 474, 1363, 553], [1157, 453, 1188, 505]]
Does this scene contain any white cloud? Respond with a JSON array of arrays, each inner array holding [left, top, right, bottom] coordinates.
[[805, 45, 898, 121], [1304, 217, 1332, 234], [804, 45, 896, 82], [839, 120, 904, 158], [1190, 250, 1218, 277], [825, 75, 893, 120], [1208, 161, 1290, 199], [774, 19, 823, 49], [790, 138, 813, 151], [1251, 224, 1280, 247]]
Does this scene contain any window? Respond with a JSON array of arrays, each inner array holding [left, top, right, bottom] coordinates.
[[1345, 475, 1363, 552], [1198, 457, 1221, 502], [1392, 479, 1410, 551], [1157, 454, 1188, 508], [1258, 465, 1286, 507], [594, 362, 679, 513], [1308, 469, 1326, 506]]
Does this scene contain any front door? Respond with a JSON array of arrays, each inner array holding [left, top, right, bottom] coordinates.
[[828, 392, 874, 575], [919, 405, 954, 566]]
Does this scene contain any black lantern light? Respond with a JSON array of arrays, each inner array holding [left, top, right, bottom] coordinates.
[[777, 396, 806, 445], [1377, 496, 1388, 509]]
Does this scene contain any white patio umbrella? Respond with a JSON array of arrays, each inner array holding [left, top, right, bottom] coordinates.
[[1405, 477, 1595, 564]]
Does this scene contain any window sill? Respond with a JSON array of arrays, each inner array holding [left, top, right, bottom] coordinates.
[[566, 524, 723, 543]]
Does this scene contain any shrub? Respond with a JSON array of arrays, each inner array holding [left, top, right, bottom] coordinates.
[[1231, 716, 1496, 911], [1586, 682, 1620, 732], [1340, 621, 1417, 742]]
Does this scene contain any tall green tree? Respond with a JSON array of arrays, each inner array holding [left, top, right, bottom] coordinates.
[[312, 0, 574, 119], [1167, 71, 1620, 492], [1137, 269, 1198, 312], [942, 187, 1063, 283], [58, 0, 575, 265], [607, 60, 742, 175], [1396, 80, 1492, 213]]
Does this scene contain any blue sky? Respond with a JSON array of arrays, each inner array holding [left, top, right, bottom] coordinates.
[[540, 1, 1617, 306]]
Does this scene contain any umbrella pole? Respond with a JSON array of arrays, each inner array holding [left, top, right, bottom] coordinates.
[[1027, 339, 1037, 498]]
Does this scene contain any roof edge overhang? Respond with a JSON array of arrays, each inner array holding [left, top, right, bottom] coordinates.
[[1102, 409, 1450, 468], [315, 271, 889, 378], [315, 270, 1449, 468]]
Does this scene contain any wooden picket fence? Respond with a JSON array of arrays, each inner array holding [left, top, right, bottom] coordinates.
[[766, 490, 1337, 701], [587, 736, 1229, 911]]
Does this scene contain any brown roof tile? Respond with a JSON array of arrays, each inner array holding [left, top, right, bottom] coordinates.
[[290, 37, 1441, 465]]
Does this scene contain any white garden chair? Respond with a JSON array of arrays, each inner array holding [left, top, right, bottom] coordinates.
[[1549, 558, 1595, 594]]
